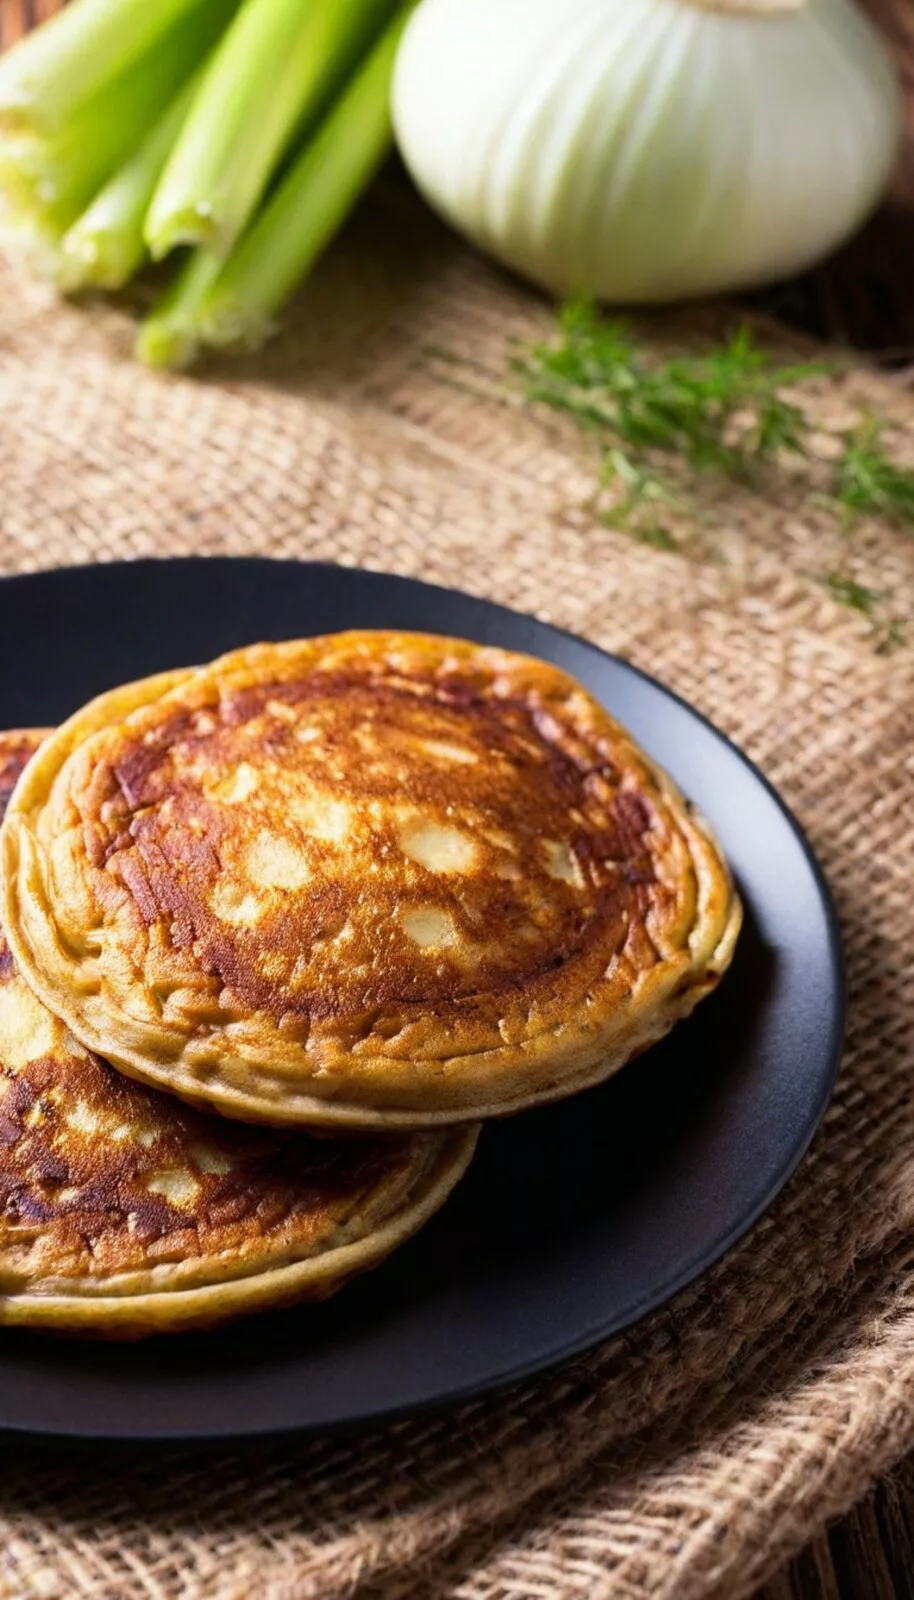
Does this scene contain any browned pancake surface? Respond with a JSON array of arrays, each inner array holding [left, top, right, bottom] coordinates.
[[94, 653, 653, 1018], [0, 731, 474, 1327], [1, 634, 741, 1126]]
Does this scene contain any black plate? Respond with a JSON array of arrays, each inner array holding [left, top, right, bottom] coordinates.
[[0, 558, 844, 1440]]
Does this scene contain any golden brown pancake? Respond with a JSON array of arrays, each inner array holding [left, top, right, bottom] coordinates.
[[2, 633, 741, 1129], [0, 731, 476, 1336]]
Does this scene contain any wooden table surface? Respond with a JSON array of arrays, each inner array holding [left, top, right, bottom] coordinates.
[[758, 1457, 914, 1600]]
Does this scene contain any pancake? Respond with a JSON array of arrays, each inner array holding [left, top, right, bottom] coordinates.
[[1, 632, 741, 1129], [0, 732, 476, 1336]]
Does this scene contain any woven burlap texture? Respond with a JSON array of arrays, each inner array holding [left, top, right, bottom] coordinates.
[[0, 194, 912, 1600]]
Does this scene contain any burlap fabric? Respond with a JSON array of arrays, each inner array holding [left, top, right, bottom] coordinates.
[[0, 190, 912, 1600]]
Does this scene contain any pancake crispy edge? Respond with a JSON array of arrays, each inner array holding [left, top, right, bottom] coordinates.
[[1, 633, 742, 1129], [0, 730, 477, 1337]]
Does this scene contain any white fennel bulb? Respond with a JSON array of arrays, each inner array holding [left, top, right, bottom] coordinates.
[[392, 0, 901, 303]]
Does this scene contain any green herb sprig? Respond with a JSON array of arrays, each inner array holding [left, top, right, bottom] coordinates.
[[519, 302, 822, 490], [516, 299, 913, 644], [834, 417, 914, 530]]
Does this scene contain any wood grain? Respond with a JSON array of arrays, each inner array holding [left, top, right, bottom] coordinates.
[[759, 1460, 914, 1600]]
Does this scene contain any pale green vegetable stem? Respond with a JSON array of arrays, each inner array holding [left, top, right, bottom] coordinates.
[[0, 2, 238, 237], [134, 250, 225, 370], [0, 208, 66, 279], [194, 5, 414, 353], [145, 0, 399, 261], [0, 0, 232, 137], [59, 79, 201, 292]]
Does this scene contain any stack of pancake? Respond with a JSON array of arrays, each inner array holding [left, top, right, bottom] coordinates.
[[0, 631, 740, 1337]]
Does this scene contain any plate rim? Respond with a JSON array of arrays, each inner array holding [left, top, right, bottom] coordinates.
[[0, 556, 846, 1440]]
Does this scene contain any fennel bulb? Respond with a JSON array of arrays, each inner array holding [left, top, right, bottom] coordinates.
[[392, 0, 902, 303]]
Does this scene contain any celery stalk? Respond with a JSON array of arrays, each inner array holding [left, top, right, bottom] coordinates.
[[0, 205, 65, 279], [145, 0, 398, 261], [59, 79, 200, 292], [0, 2, 238, 233], [0, 69, 170, 231], [134, 249, 224, 370], [192, 7, 413, 353], [0, 0, 231, 138]]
